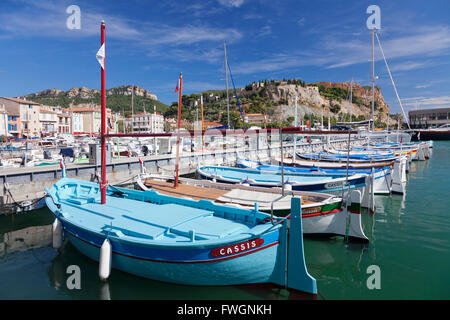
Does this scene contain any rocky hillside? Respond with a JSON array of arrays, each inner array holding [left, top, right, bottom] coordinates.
[[175, 79, 392, 128], [22, 85, 167, 115], [251, 81, 390, 123]]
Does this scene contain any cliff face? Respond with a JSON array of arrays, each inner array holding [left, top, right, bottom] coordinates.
[[26, 85, 158, 101], [317, 81, 389, 115], [106, 86, 158, 100], [241, 81, 390, 124], [22, 85, 168, 114]]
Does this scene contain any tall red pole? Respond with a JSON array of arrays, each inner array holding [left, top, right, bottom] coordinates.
[[100, 21, 107, 204], [174, 72, 182, 188]]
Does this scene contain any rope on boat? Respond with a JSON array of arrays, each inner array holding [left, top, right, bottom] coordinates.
[[110, 174, 139, 186], [3, 182, 47, 210], [318, 290, 326, 300]]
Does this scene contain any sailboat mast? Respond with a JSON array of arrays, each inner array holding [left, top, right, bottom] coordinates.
[[201, 95, 204, 148], [131, 85, 134, 117], [293, 96, 298, 164], [100, 21, 106, 204], [224, 41, 230, 129], [371, 28, 375, 131], [174, 72, 183, 188], [350, 79, 353, 122]]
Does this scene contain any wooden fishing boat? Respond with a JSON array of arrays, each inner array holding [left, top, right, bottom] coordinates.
[[46, 174, 318, 293], [135, 172, 369, 242], [237, 157, 392, 195], [196, 165, 368, 196], [297, 151, 398, 163]]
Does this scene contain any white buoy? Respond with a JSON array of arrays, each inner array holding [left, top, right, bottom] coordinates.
[[99, 239, 112, 282], [52, 218, 63, 249], [284, 182, 292, 191]]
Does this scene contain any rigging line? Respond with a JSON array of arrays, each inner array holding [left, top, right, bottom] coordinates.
[[227, 62, 246, 130], [375, 33, 411, 130]]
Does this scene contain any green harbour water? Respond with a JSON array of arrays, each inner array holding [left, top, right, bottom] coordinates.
[[0, 141, 449, 300]]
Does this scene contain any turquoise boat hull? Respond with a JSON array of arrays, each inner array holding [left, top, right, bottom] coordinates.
[[45, 178, 317, 294]]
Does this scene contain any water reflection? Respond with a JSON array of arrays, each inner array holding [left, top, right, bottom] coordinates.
[[0, 224, 52, 258], [305, 238, 370, 298], [48, 242, 315, 300]]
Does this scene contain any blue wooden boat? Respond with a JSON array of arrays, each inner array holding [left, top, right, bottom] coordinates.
[[237, 158, 392, 194], [196, 165, 367, 195], [45, 175, 317, 294], [297, 152, 398, 163]]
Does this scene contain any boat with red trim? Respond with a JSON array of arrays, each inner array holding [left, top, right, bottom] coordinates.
[[45, 175, 318, 293], [135, 172, 368, 242]]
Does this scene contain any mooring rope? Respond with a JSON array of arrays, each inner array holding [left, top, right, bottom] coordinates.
[[3, 183, 46, 210]]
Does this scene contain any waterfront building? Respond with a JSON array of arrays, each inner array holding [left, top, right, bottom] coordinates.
[[244, 113, 267, 126], [0, 104, 9, 137], [71, 112, 84, 134], [58, 111, 71, 134], [131, 112, 164, 133], [39, 107, 58, 136], [409, 107, 450, 129], [66, 105, 113, 135], [0, 97, 41, 138]]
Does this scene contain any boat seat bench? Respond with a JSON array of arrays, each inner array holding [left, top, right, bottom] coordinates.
[[60, 194, 251, 242]]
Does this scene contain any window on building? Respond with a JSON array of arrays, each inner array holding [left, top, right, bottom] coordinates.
[[437, 113, 447, 120]]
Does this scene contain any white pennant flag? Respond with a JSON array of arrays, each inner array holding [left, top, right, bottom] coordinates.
[[96, 43, 105, 69]]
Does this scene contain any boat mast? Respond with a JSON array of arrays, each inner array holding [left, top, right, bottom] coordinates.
[[201, 95, 204, 148], [349, 78, 353, 122], [174, 72, 183, 188], [293, 95, 298, 164], [100, 21, 106, 204], [371, 28, 375, 132], [224, 41, 230, 129]]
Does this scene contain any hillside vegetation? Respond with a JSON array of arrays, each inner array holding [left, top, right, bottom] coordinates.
[[165, 78, 392, 129]]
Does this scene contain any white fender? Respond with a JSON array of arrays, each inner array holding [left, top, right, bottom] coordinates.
[[99, 239, 112, 282], [52, 218, 63, 250]]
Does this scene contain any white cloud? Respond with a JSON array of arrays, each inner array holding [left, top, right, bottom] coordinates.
[[414, 84, 433, 89], [259, 25, 272, 37], [402, 96, 450, 108], [218, 0, 245, 8], [297, 17, 306, 27], [389, 61, 429, 72], [0, 2, 242, 50], [325, 25, 450, 69]]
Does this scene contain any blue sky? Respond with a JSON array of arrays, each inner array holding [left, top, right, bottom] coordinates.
[[0, 0, 449, 115]]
